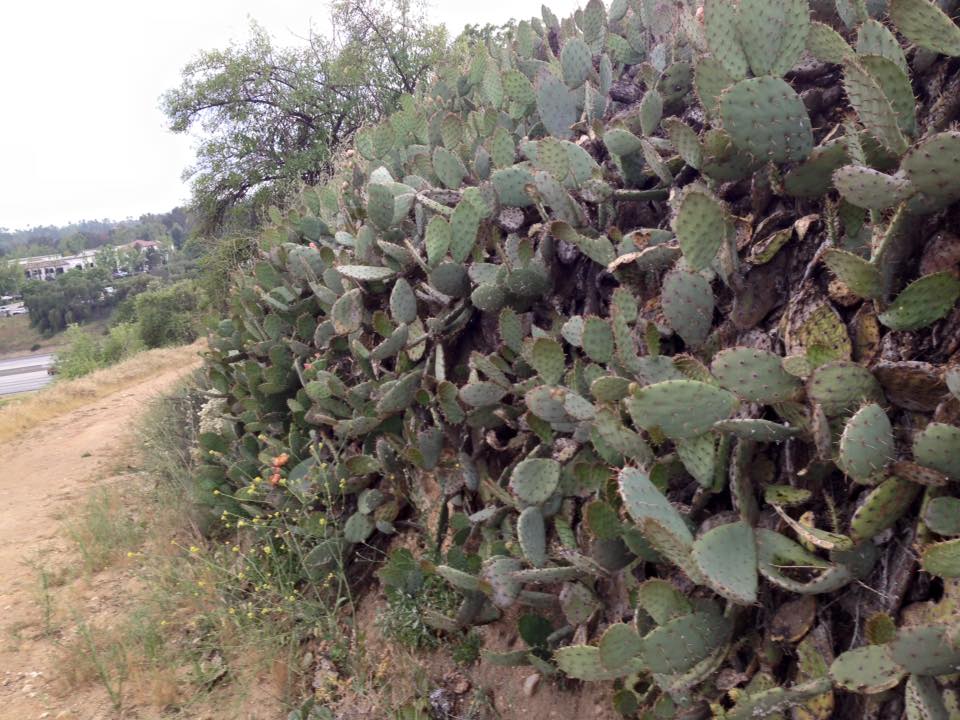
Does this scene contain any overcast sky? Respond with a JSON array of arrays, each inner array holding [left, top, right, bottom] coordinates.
[[0, 0, 584, 231]]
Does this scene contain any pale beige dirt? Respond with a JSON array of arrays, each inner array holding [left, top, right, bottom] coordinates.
[[0, 362, 212, 720]]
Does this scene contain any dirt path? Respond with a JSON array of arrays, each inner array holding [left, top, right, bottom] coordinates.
[[0, 363, 199, 720]]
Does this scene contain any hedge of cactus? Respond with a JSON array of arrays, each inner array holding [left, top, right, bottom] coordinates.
[[196, 0, 960, 715]]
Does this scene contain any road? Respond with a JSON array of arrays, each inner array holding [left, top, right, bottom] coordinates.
[[0, 353, 55, 396]]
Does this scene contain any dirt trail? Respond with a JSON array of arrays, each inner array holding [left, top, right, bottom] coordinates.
[[0, 363, 199, 720]]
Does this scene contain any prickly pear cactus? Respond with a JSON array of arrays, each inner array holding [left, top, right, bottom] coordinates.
[[196, 0, 960, 715]]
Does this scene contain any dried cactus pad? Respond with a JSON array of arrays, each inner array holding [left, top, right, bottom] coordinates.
[[719, 77, 813, 164]]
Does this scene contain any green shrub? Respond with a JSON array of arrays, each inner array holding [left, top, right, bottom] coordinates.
[[53, 322, 146, 380], [54, 325, 102, 379], [134, 280, 200, 348], [100, 322, 145, 365]]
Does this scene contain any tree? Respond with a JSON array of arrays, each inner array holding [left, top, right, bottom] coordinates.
[[161, 0, 447, 232], [0, 260, 22, 296]]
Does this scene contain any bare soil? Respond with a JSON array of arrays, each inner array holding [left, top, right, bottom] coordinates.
[[0, 360, 258, 720]]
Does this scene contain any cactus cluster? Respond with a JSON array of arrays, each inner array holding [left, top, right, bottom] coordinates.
[[195, 0, 960, 716]]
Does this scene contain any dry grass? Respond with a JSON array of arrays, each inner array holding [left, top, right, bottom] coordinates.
[[0, 341, 205, 444], [0, 314, 110, 359]]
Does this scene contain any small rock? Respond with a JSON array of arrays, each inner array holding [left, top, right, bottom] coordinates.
[[522, 673, 540, 697], [443, 671, 470, 695]]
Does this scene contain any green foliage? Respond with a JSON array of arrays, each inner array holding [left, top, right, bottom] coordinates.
[[54, 325, 104, 379], [21, 267, 112, 333], [54, 322, 147, 379], [134, 280, 200, 348], [162, 2, 448, 231], [187, 0, 960, 715]]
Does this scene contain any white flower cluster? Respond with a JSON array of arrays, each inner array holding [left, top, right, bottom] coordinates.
[[198, 396, 229, 436]]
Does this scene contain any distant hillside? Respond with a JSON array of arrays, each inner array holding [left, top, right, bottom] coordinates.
[[0, 208, 194, 259]]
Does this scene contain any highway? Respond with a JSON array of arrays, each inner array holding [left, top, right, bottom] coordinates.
[[0, 353, 55, 396]]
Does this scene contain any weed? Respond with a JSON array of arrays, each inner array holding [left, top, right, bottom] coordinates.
[[36, 566, 58, 637], [72, 613, 127, 709], [452, 630, 482, 667], [65, 487, 144, 574], [378, 574, 460, 652]]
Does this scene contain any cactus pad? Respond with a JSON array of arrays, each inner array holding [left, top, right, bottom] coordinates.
[[637, 579, 693, 625], [913, 423, 960, 480], [924, 497, 960, 536], [560, 38, 593, 89], [807, 361, 883, 417], [922, 539, 960, 578], [850, 476, 921, 541], [858, 19, 908, 73], [839, 403, 894, 482], [555, 645, 622, 681], [510, 458, 561, 505], [901, 132, 960, 202], [618, 467, 693, 544], [889, 0, 960, 57], [720, 77, 813, 164], [536, 69, 579, 139], [704, 0, 749, 78], [599, 623, 644, 671], [889, 625, 960, 675], [672, 184, 733, 271], [711, 347, 802, 404], [830, 644, 906, 693], [904, 674, 950, 720], [691, 520, 758, 604], [843, 58, 908, 155], [807, 21, 854, 63], [529, 337, 565, 385], [832, 166, 912, 212], [676, 432, 717, 487], [878, 272, 960, 331], [713, 419, 801, 441], [661, 268, 714, 348], [517, 506, 547, 567], [641, 610, 730, 675], [627, 379, 738, 439]]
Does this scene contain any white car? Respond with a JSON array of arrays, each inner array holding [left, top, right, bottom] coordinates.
[[1, 303, 27, 317]]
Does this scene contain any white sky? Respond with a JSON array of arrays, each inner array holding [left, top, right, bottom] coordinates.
[[0, 0, 583, 231]]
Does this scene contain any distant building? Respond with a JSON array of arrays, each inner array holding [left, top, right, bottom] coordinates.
[[116, 239, 162, 252], [16, 250, 98, 281]]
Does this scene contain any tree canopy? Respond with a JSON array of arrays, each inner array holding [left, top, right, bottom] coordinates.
[[162, 0, 448, 232]]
